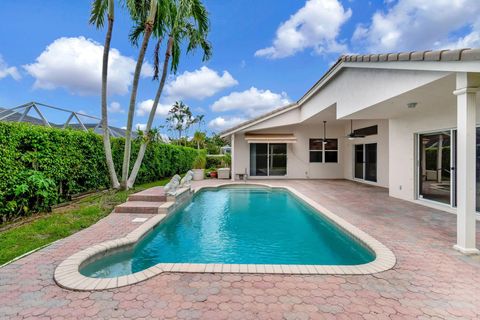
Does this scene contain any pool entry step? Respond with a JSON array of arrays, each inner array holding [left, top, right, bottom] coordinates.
[[115, 201, 166, 214], [115, 186, 168, 214], [114, 186, 192, 215], [127, 186, 167, 202]]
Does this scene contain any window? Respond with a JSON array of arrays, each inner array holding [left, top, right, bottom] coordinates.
[[309, 138, 338, 163], [354, 125, 378, 137]]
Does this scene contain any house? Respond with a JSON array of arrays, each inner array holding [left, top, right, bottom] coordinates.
[[220, 48, 480, 254]]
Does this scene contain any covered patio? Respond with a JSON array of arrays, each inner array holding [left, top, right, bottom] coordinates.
[[1, 179, 479, 319]]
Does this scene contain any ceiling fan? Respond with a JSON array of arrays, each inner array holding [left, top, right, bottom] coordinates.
[[346, 120, 365, 140]]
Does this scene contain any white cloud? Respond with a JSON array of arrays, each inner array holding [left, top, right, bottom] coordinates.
[[208, 116, 246, 131], [440, 20, 480, 49], [135, 123, 147, 130], [108, 101, 124, 113], [24, 36, 153, 96], [0, 55, 21, 80], [136, 99, 172, 117], [211, 87, 291, 117], [255, 0, 352, 59], [352, 0, 480, 52], [165, 66, 238, 100]]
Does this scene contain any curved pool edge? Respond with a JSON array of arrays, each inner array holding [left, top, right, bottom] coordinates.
[[54, 183, 396, 291]]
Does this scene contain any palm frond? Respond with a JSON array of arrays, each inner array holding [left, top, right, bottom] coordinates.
[[89, 0, 108, 27], [153, 39, 162, 80], [171, 37, 181, 73], [129, 23, 146, 46]]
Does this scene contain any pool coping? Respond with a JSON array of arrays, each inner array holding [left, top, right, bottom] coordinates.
[[54, 183, 396, 291]]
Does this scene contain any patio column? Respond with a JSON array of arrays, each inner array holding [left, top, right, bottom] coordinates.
[[231, 133, 235, 181], [453, 72, 479, 254]]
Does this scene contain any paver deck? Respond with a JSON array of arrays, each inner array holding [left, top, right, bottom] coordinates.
[[1, 179, 479, 319]]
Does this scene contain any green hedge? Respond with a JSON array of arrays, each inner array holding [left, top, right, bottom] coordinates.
[[206, 154, 230, 169], [0, 122, 198, 222]]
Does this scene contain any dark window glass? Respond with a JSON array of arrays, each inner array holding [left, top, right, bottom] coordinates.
[[309, 139, 323, 151], [269, 144, 287, 176], [310, 151, 322, 163], [354, 125, 378, 137], [477, 128, 480, 211], [354, 144, 364, 179], [365, 143, 377, 182], [324, 139, 338, 151], [250, 143, 268, 176], [324, 151, 338, 163]]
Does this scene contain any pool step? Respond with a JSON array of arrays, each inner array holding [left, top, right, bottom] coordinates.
[[127, 186, 167, 202], [115, 201, 165, 214]]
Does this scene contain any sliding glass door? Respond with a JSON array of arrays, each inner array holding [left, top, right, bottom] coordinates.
[[354, 143, 377, 182], [418, 131, 454, 205], [250, 143, 287, 176]]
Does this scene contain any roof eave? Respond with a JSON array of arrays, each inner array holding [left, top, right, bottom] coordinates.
[[219, 48, 480, 137]]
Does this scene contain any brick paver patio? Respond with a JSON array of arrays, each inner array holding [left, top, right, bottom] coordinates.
[[1, 179, 479, 319]]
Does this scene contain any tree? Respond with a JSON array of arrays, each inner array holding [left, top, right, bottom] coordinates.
[[120, 0, 161, 189], [192, 130, 206, 149], [165, 101, 202, 142], [166, 101, 188, 140], [126, 0, 211, 188], [89, 0, 120, 189], [89, 0, 160, 190]]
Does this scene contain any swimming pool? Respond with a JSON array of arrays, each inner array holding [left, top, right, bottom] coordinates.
[[80, 186, 375, 278]]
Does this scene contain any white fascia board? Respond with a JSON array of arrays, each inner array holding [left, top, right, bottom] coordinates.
[[344, 61, 480, 73], [219, 103, 299, 138]]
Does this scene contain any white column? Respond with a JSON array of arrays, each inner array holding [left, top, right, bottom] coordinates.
[[453, 72, 479, 254], [230, 133, 235, 181]]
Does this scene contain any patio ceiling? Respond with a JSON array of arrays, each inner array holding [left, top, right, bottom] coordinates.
[[339, 73, 457, 120]]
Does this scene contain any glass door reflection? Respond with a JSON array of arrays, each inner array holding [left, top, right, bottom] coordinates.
[[418, 131, 452, 205]]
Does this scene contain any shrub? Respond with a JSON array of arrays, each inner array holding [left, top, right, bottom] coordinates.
[[0, 122, 198, 222], [207, 153, 232, 169], [192, 150, 207, 169]]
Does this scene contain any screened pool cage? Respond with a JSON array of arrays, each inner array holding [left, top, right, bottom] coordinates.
[[0, 101, 130, 138]]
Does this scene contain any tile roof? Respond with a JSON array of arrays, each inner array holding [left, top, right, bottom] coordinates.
[[340, 48, 480, 63]]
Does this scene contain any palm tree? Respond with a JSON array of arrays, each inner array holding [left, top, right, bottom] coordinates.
[[192, 130, 206, 149], [127, 0, 211, 188], [166, 101, 187, 140], [195, 114, 205, 130], [89, 0, 120, 189], [121, 0, 161, 190]]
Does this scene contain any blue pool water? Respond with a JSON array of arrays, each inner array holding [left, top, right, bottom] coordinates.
[[81, 187, 375, 278]]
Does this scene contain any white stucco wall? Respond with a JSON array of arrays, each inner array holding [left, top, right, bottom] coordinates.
[[232, 119, 389, 185], [232, 124, 345, 179]]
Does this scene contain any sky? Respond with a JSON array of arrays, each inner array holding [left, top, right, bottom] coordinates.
[[0, 0, 479, 136]]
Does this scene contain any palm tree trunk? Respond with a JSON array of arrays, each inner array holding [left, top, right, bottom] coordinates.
[[121, 1, 157, 190], [101, 0, 120, 189], [127, 37, 173, 188]]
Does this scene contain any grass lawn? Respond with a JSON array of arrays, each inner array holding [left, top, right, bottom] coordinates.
[[0, 178, 170, 265]]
